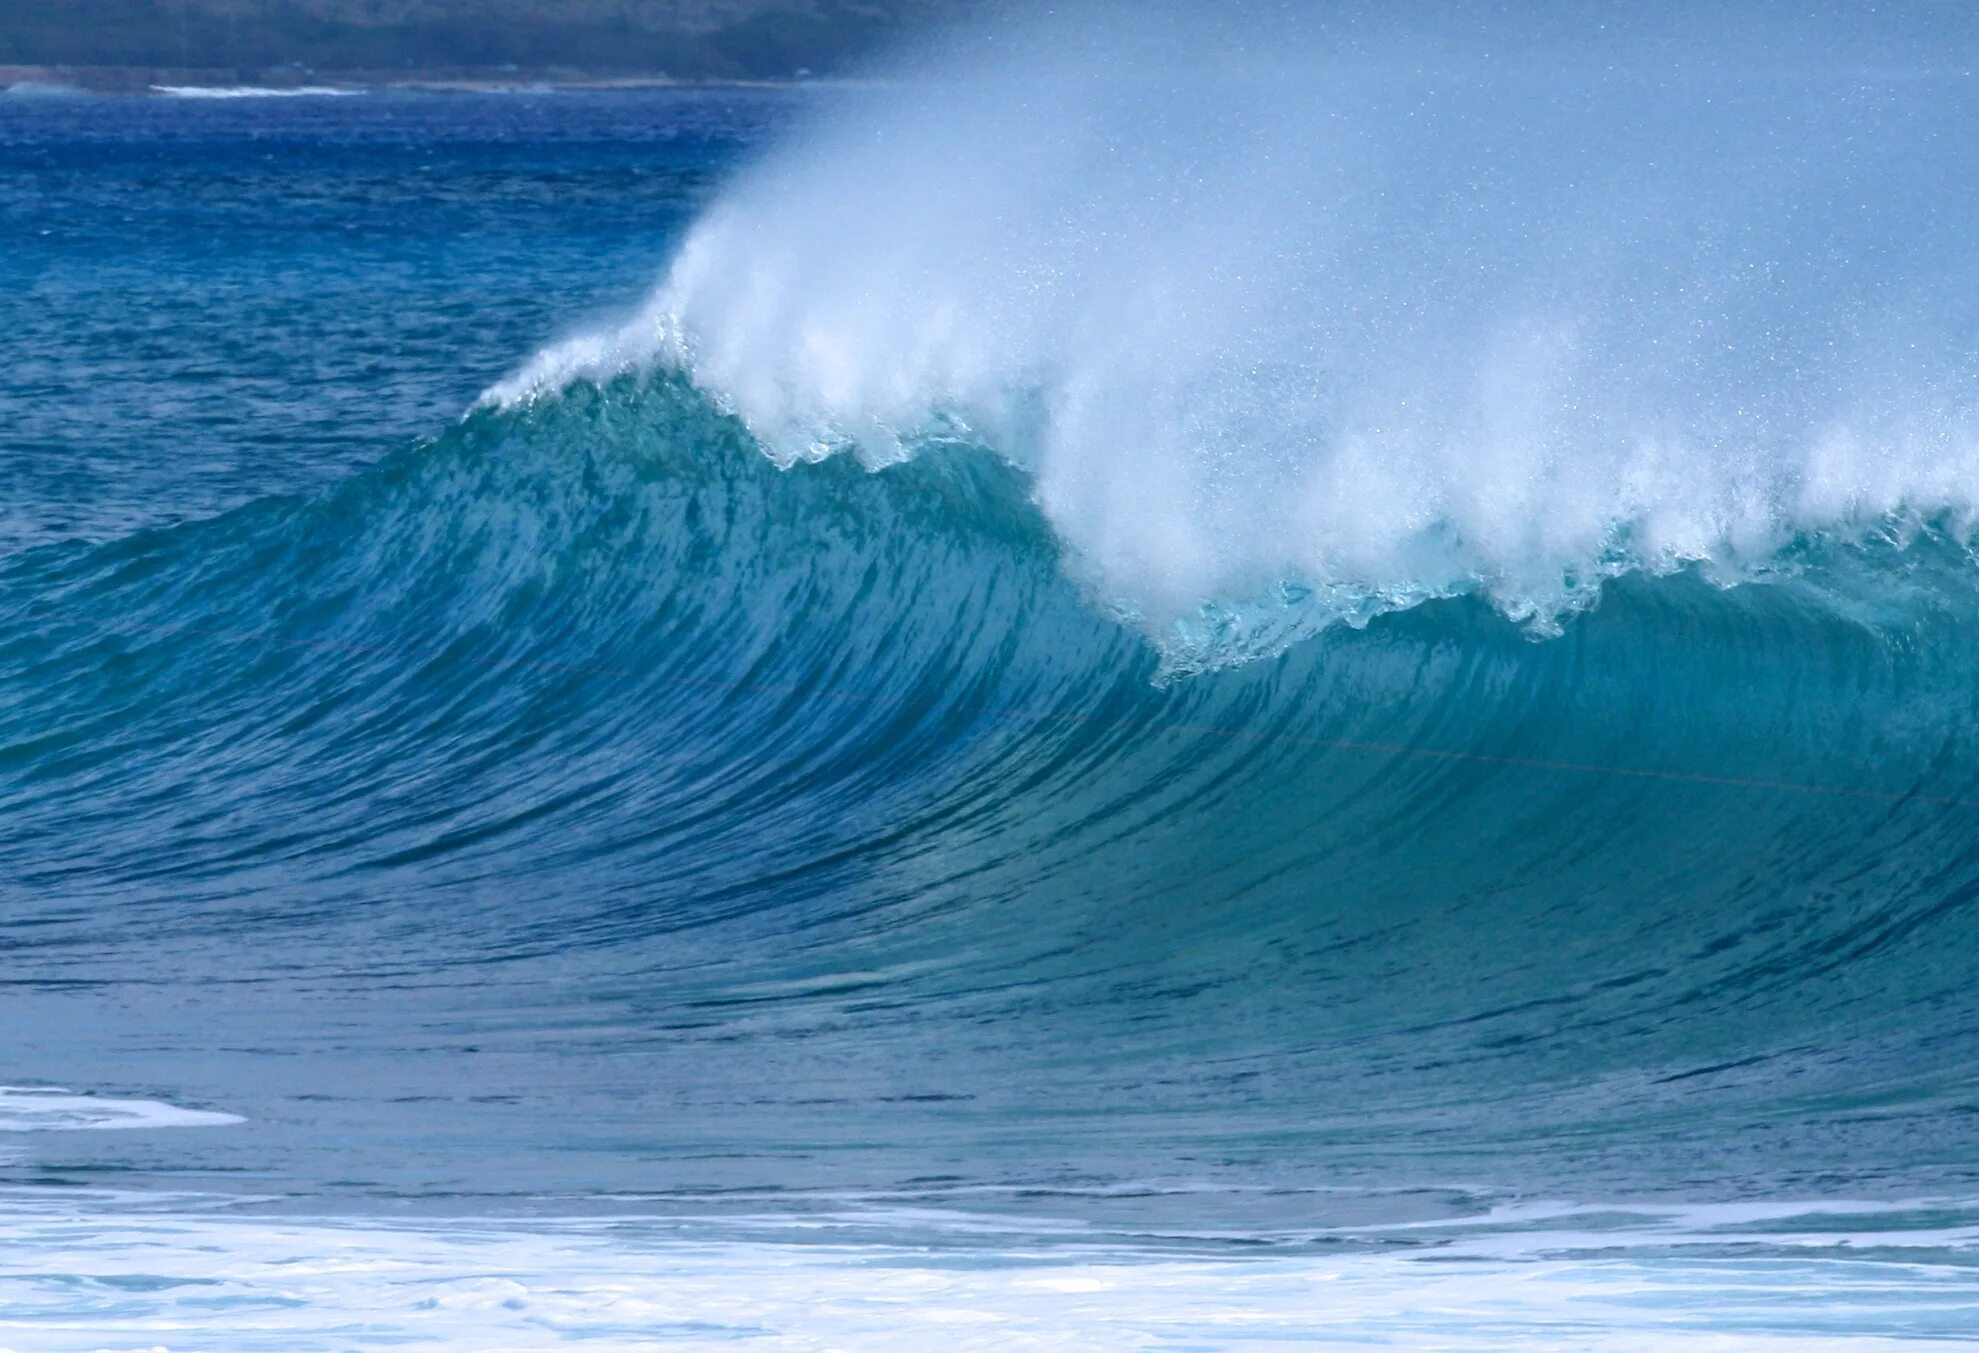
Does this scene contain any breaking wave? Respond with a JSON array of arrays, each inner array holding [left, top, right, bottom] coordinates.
[[491, 6, 1979, 667]]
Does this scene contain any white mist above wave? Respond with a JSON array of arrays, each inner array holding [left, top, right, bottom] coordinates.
[[491, 7, 1979, 660]]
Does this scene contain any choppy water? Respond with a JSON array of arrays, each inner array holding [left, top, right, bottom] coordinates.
[[5, 12, 1979, 1348]]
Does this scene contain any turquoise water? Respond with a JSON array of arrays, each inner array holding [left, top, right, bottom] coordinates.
[[4, 22, 1979, 1347]]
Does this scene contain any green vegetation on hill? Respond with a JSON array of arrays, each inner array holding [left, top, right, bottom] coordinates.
[[0, 0, 961, 79]]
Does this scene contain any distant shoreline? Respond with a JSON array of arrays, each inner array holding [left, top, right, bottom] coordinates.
[[0, 64, 807, 96]]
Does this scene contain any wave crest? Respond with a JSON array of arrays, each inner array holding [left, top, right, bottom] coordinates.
[[491, 8, 1979, 658]]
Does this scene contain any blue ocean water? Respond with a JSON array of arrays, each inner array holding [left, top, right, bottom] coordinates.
[[5, 15, 1979, 1346]]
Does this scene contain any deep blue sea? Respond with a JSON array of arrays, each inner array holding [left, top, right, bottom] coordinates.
[[4, 14, 1979, 1346]]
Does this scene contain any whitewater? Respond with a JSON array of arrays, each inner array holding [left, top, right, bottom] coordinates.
[[2, 5, 1978, 1348]]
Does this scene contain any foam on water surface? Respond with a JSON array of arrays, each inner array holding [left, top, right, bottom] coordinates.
[[0, 1194, 1972, 1351], [148, 85, 364, 99], [0, 1088, 243, 1133]]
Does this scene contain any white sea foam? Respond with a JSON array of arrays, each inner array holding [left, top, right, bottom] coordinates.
[[490, 7, 1979, 660], [0, 1193, 1971, 1350], [0, 1086, 241, 1132], [0, 81, 87, 99], [150, 85, 362, 99]]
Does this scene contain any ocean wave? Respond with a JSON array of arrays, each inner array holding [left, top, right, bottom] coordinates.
[[8, 373, 1979, 1166], [10, 27, 1979, 1347], [7, 15, 1979, 1204]]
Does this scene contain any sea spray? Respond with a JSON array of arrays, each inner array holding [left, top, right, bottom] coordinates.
[[493, 6, 1979, 663]]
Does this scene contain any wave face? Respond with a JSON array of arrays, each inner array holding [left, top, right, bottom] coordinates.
[[9, 369, 1979, 1207]]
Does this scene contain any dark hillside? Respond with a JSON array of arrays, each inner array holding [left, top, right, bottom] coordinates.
[[0, 0, 967, 80]]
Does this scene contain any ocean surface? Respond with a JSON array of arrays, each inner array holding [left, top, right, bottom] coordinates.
[[5, 13, 1979, 1347]]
